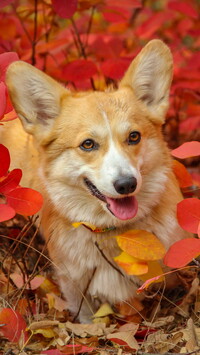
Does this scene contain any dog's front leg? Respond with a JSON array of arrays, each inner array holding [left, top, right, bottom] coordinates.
[[58, 270, 98, 323]]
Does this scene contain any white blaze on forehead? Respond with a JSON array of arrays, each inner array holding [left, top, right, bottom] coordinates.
[[101, 110, 112, 138]]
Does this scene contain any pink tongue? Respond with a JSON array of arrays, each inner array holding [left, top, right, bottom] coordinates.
[[106, 196, 138, 220]]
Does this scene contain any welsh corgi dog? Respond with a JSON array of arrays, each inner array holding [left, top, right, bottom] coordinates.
[[3, 40, 189, 322]]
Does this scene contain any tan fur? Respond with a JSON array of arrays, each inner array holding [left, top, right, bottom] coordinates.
[[2, 40, 189, 322]]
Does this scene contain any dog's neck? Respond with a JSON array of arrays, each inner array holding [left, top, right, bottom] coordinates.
[[72, 222, 116, 233]]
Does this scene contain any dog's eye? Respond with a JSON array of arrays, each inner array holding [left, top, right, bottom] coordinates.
[[80, 139, 96, 151], [128, 131, 141, 145]]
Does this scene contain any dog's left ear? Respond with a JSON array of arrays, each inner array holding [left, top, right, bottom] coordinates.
[[120, 39, 173, 124]]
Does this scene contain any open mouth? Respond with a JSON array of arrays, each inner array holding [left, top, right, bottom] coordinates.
[[84, 178, 138, 221]]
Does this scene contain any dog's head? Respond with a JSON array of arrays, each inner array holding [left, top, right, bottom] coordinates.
[[6, 40, 173, 226]]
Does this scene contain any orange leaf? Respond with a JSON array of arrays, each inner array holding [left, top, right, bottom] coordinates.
[[6, 187, 43, 216], [164, 238, 200, 268], [117, 298, 143, 317], [139, 261, 164, 283], [114, 251, 148, 275], [1, 109, 17, 122], [172, 160, 193, 188], [116, 230, 166, 261], [172, 141, 200, 159], [177, 198, 200, 234], [0, 308, 27, 343]]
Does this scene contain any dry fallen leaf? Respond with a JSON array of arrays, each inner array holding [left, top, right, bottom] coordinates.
[[143, 315, 174, 328], [145, 330, 183, 354], [46, 293, 68, 312], [65, 321, 116, 337], [107, 330, 139, 350], [28, 320, 59, 331], [185, 318, 198, 352]]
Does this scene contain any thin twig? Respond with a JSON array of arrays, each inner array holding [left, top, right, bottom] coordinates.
[[85, 6, 95, 47], [11, 4, 32, 43], [32, 0, 38, 65], [95, 241, 125, 278], [70, 17, 96, 90]]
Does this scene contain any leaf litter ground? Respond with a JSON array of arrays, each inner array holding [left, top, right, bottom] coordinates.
[[1, 216, 200, 355]]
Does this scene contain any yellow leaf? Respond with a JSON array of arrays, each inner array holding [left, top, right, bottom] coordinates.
[[139, 261, 165, 283], [47, 293, 55, 310], [33, 328, 56, 338], [93, 303, 114, 318], [92, 316, 110, 325], [46, 293, 68, 312], [116, 230, 166, 261], [38, 278, 60, 295], [114, 251, 148, 275]]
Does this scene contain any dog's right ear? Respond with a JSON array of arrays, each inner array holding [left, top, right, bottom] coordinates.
[[6, 61, 67, 139]]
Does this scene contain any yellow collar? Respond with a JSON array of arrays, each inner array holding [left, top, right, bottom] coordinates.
[[72, 222, 116, 233]]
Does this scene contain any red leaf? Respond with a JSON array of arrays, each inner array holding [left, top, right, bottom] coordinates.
[[63, 59, 97, 82], [0, 52, 19, 82], [172, 160, 193, 188], [0, 0, 14, 8], [168, 1, 198, 19], [105, 0, 141, 10], [0, 169, 22, 194], [177, 198, 200, 234], [6, 187, 43, 216], [0, 82, 7, 119], [101, 58, 131, 80], [179, 116, 200, 134], [0, 308, 27, 343], [172, 141, 200, 159], [164, 238, 200, 268], [0, 204, 15, 222], [103, 6, 130, 23], [136, 12, 172, 39], [0, 144, 10, 177], [51, 0, 78, 19]]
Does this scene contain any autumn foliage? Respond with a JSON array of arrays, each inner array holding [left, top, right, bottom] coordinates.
[[0, 0, 200, 352]]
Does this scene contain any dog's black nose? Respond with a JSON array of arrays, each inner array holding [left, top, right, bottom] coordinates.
[[113, 176, 137, 195]]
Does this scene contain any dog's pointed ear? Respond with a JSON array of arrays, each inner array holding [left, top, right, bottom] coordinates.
[[6, 61, 67, 139], [120, 40, 173, 123]]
